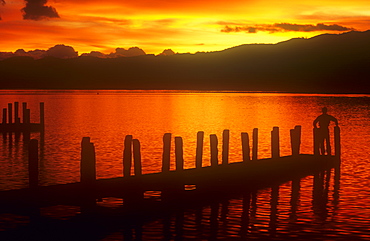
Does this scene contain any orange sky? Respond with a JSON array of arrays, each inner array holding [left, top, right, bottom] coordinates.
[[0, 0, 369, 55]]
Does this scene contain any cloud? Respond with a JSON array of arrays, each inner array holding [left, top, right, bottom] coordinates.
[[109, 47, 146, 58], [81, 51, 106, 58], [158, 49, 175, 56], [46, 44, 78, 59], [22, 0, 59, 20], [0, 0, 5, 20], [0, 48, 47, 60], [221, 23, 354, 33]]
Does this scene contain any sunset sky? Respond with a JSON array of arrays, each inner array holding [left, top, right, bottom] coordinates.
[[0, 0, 369, 55]]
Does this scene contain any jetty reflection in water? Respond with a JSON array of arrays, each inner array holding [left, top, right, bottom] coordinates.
[[100, 164, 341, 240]]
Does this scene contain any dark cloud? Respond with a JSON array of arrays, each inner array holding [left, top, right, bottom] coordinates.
[[0, 49, 47, 60], [46, 44, 78, 59], [109, 47, 146, 58], [0, 0, 5, 20], [81, 51, 107, 58], [22, 0, 59, 20], [274, 23, 353, 32], [158, 49, 175, 56], [221, 23, 354, 34]]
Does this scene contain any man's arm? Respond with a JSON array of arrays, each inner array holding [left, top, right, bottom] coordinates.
[[313, 116, 319, 128], [330, 115, 338, 126]]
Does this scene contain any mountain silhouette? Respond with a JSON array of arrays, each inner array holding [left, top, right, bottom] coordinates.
[[1, 30, 370, 93]]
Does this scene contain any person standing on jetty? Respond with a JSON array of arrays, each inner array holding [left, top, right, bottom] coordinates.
[[313, 107, 338, 155]]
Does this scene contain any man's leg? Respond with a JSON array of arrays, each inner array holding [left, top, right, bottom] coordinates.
[[325, 131, 331, 156]]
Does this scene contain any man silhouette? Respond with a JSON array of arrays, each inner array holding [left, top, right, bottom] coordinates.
[[313, 107, 338, 155]]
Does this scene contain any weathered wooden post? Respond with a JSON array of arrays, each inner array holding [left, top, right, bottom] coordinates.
[[7, 103, 12, 124], [222, 129, 230, 165], [295, 125, 301, 155], [123, 135, 133, 177], [196, 131, 204, 169], [175, 136, 184, 171], [28, 139, 39, 189], [80, 137, 96, 213], [241, 132, 251, 162], [334, 126, 341, 158], [25, 109, 31, 124], [14, 102, 20, 124], [313, 128, 320, 155], [133, 139, 142, 176], [22, 102, 27, 123], [290, 125, 301, 156], [2, 108, 6, 124], [80, 137, 96, 185], [271, 127, 280, 158], [252, 128, 258, 161], [162, 133, 171, 172], [210, 134, 218, 166], [40, 102, 45, 131]]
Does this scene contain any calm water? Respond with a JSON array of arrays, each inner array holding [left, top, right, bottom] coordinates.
[[0, 90, 369, 240]]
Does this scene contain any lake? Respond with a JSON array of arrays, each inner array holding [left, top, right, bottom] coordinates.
[[0, 90, 369, 240]]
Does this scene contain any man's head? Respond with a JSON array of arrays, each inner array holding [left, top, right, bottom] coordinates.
[[322, 107, 328, 114]]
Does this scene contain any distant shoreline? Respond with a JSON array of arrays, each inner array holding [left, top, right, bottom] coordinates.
[[1, 31, 370, 93], [0, 89, 369, 96]]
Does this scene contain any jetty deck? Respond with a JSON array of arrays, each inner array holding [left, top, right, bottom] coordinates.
[[0, 154, 338, 210]]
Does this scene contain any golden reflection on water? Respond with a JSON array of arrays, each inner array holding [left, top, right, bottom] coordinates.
[[0, 90, 370, 240]]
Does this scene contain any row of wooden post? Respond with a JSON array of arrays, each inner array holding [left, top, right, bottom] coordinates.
[[78, 126, 303, 184], [1, 102, 44, 131], [29, 125, 340, 188], [122, 126, 303, 177]]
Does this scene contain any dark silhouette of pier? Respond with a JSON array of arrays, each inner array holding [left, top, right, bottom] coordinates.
[[0, 102, 44, 133], [0, 125, 341, 240]]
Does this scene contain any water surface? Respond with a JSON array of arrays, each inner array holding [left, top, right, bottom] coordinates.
[[0, 90, 369, 240]]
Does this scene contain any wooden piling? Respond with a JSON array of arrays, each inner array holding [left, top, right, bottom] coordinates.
[[2, 108, 6, 124], [162, 133, 171, 172], [133, 139, 142, 176], [80, 137, 96, 185], [241, 132, 251, 162], [313, 128, 320, 156], [222, 129, 230, 165], [22, 102, 27, 124], [290, 125, 301, 156], [295, 125, 301, 155], [7, 103, 12, 124], [40, 102, 45, 131], [14, 102, 20, 124], [210, 134, 218, 166], [175, 136, 184, 171], [196, 131, 204, 169], [25, 109, 30, 124], [28, 139, 39, 189], [334, 126, 341, 158], [123, 135, 133, 177], [252, 128, 258, 161], [271, 127, 280, 158]]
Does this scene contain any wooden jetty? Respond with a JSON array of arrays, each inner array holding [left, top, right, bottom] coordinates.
[[0, 125, 341, 240], [0, 126, 341, 212], [0, 102, 44, 133]]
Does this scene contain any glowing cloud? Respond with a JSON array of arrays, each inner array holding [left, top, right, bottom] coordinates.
[[221, 23, 354, 33]]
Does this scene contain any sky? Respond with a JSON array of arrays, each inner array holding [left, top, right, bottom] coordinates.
[[0, 0, 370, 55]]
